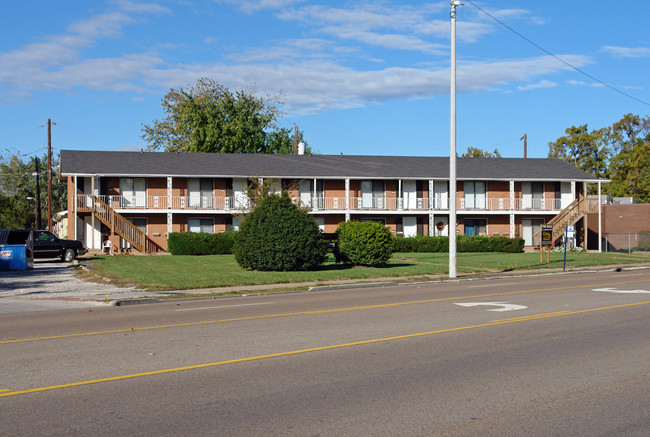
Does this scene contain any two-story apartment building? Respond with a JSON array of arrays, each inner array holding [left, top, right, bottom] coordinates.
[[60, 150, 604, 253]]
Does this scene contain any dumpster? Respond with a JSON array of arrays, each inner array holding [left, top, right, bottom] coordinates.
[[0, 229, 34, 271]]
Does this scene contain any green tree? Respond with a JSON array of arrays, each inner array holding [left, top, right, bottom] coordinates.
[[336, 221, 394, 266], [548, 114, 649, 201], [142, 78, 308, 154], [462, 147, 501, 158], [233, 193, 326, 271], [606, 114, 650, 202], [0, 153, 67, 229]]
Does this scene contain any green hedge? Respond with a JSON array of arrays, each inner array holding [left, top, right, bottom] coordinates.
[[337, 221, 394, 266], [167, 231, 235, 255], [393, 235, 524, 253]]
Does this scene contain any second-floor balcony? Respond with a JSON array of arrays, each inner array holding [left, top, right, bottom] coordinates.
[[76, 194, 567, 213]]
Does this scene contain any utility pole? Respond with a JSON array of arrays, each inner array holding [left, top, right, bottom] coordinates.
[[293, 125, 298, 155], [520, 133, 527, 158], [47, 119, 54, 232], [449, 0, 462, 279], [34, 157, 42, 230]]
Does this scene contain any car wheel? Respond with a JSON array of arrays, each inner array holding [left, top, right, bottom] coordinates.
[[62, 249, 76, 262]]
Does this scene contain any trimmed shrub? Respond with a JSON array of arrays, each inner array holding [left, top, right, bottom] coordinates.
[[167, 231, 235, 255], [337, 221, 393, 266], [233, 193, 327, 271], [393, 235, 524, 253]]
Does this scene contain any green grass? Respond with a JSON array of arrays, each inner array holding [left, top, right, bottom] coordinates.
[[78, 251, 650, 292]]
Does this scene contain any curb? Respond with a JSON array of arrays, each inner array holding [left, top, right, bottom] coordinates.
[[109, 298, 161, 307]]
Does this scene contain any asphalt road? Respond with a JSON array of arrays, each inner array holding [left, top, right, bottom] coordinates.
[[1, 270, 648, 436]]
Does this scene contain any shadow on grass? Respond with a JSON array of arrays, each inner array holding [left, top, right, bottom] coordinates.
[[316, 261, 416, 271]]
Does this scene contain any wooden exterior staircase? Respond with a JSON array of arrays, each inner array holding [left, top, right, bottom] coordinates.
[[534, 197, 599, 246], [78, 195, 162, 253]]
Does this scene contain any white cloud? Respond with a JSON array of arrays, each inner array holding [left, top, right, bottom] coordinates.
[[215, 0, 307, 14], [566, 79, 605, 88], [601, 45, 650, 59], [517, 80, 557, 92]]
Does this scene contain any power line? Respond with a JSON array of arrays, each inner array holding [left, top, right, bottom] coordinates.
[[464, 0, 650, 107]]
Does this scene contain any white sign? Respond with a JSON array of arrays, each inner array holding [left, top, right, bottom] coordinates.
[[592, 287, 650, 294], [566, 225, 575, 238], [454, 302, 527, 312]]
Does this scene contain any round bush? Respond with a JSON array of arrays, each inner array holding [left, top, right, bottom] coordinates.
[[233, 193, 327, 271], [337, 221, 393, 266]]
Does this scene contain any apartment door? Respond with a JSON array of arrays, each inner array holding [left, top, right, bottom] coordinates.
[[232, 178, 248, 210], [403, 217, 417, 237], [434, 180, 448, 209], [361, 181, 373, 208], [561, 182, 572, 209], [522, 218, 544, 246], [464, 181, 485, 209], [402, 180, 417, 209]]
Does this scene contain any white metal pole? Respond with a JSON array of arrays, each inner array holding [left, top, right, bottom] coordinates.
[[449, 0, 460, 279], [598, 180, 602, 253]]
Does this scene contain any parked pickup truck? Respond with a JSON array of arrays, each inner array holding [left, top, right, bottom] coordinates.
[[0, 229, 86, 262]]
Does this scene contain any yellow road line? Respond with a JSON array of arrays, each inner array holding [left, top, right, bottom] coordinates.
[[1, 278, 648, 345], [1, 300, 647, 399]]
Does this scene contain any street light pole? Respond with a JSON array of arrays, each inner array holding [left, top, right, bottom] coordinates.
[[449, 0, 461, 279]]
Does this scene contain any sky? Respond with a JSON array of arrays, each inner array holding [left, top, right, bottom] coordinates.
[[1, 0, 649, 162]]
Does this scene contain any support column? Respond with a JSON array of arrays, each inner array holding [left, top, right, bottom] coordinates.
[[345, 178, 351, 221], [510, 213, 515, 238]]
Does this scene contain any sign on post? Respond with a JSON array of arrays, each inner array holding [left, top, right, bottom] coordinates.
[[540, 224, 553, 263]]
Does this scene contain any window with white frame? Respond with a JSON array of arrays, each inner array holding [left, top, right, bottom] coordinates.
[[188, 178, 213, 208], [119, 178, 146, 208], [188, 218, 214, 233]]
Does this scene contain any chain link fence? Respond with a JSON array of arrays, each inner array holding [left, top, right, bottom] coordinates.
[[603, 233, 650, 253]]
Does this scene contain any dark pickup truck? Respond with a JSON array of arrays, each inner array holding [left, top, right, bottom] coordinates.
[[0, 229, 86, 262]]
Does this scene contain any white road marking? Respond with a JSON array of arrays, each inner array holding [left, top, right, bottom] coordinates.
[[174, 302, 275, 312], [592, 288, 650, 294], [454, 302, 527, 312]]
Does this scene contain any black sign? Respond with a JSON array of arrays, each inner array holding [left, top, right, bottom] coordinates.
[[541, 225, 553, 246]]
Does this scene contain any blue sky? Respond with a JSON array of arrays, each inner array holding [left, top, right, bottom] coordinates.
[[1, 0, 649, 161]]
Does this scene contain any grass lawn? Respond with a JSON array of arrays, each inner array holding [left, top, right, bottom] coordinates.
[[77, 251, 650, 291]]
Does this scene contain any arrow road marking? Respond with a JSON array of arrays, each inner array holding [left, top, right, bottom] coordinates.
[[592, 288, 650, 294], [454, 302, 527, 312]]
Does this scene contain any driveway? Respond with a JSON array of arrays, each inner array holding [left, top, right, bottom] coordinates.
[[0, 259, 152, 314]]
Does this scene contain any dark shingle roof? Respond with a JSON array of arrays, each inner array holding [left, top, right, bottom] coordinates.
[[60, 150, 599, 181]]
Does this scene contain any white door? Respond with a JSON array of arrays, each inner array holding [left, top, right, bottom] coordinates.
[[464, 182, 475, 209], [522, 182, 532, 209], [188, 178, 201, 208], [361, 181, 373, 208], [561, 182, 572, 209], [433, 217, 448, 237], [402, 181, 416, 210], [403, 217, 417, 237], [120, 178, 146, 207], [83, 216, 101, 250], [233, 178, 248, 210], [522, 219, 533, 246], [299, 180, 312, 207], [434, 181, 448, 209]]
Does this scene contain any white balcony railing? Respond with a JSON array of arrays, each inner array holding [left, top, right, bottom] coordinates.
[[79, 194, 568, 213]]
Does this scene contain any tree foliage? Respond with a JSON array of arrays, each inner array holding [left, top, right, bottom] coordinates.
[[142, 78, 308, 154], [336, 221, 394, 266], [233, 193, 326, 271], [462, 147, 501, 158], [0, 153, 66, 229], [548, 114, 650, 202]]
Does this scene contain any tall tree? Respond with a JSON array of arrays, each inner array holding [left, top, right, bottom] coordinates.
[[142, 78, 308, 154], [548, 114, 650, 202], [606, 114, 650, 202], [0, 153, 67, 229], [462, 147, 501, 158]]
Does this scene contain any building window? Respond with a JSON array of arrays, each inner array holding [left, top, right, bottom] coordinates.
[[464, 218, 487, 237], [119, 178, 146, 207], [464, 181, 486, 209], [188, 218, 214, 233], [188, 178, 213, 208]]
